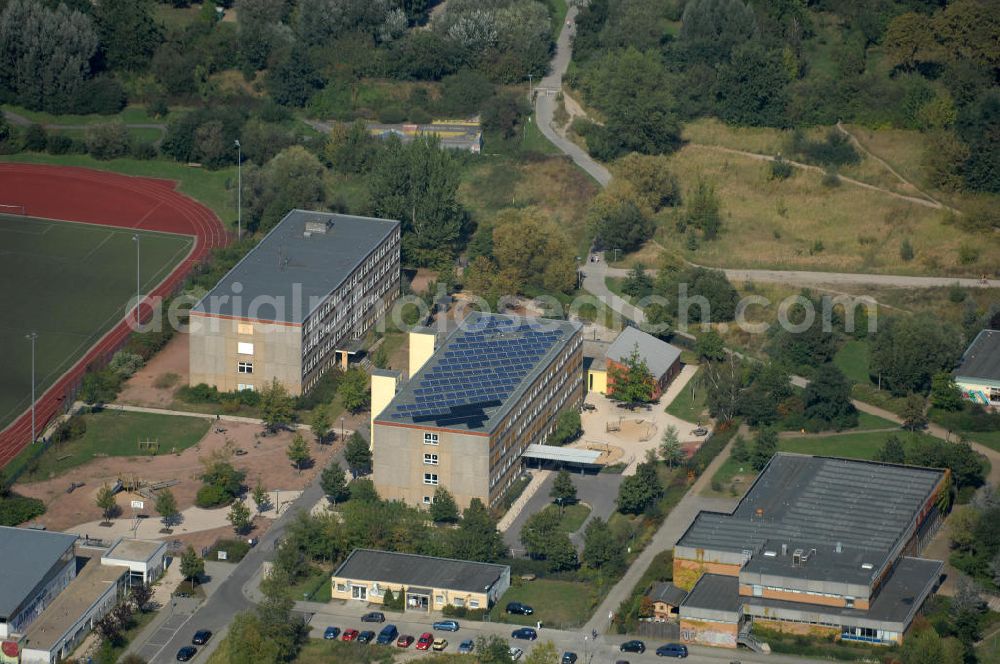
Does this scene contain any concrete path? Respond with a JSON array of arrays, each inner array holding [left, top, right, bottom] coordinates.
[[497, 470, 551, 532]]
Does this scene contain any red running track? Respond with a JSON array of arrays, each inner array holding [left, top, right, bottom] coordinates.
[[0, 164, 228, 468]]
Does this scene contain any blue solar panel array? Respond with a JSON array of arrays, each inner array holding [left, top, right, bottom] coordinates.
[[389, 317, 567, 429]]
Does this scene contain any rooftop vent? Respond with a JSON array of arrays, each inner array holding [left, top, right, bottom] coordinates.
[[755, 507, 764, 518], [764, 550, 777, 558], [861, 563, 874, 570], [836, 541, 842, 554], [304, 219, 332, 236], [781, 543, 788, 556]]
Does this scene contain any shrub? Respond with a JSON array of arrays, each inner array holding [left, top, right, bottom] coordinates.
[[76, 76, 127, 115], [195, 484, 230, 508], [177, 383, 222, 404], [52, 415, 87, 444], [0, 494, 46, 526], [441, 604, 487, 619], [769, 155, 793, 180], [148, 98, 169, 118], [821, 169, 841, 187], [377, 105, 406, 124], [109, 351, 144, 379], [85, 122, 131, 160], [24, 124, 47, 151], [408, 107, 432, 124], [45, 133, 73, 154], [900, 238, 915, 261], [129, 141, 158, 160], [958, 244, 980, 265], [206, 538, 251, 562]]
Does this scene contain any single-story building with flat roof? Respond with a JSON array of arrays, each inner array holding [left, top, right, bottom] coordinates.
[[0, 527, 78, 639], [101, 538, 167, 585], [330, 549, 510, 613]]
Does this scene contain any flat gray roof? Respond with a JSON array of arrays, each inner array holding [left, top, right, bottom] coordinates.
[[523, 444, 602, 465], [956, 329, 1000, 383], [682, 574, 740, 614], [192, 210, 399, 324], [677, 454, 945, 581], [333, 549, 508, 594], [376, 313, 581, 433], [606, 327, 681, 380], [0, 527, 77, 618], [102, 538, 165, 563]]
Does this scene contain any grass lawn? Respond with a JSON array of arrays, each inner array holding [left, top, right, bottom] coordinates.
[[834, 339, 871, 384], [778, 430, 937, 459], [664, 371, 707, 423], [548, 0, 569, 40], [966, 430, 1000, 452], [13, 410, 209, 482], [289, 568, 333, 602], [0, 153, 234, 223], [522, 114, 561, 155], [704, 455, 755, 498], [495, 579, 593, 629], [542, 502, 591, 533], [0, 215, 194, 431]]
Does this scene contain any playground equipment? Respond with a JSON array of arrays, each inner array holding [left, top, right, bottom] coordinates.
[[137, 439, 160, 454]]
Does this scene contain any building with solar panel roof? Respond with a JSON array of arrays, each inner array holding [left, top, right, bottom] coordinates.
[[372, 312, 584, 508]]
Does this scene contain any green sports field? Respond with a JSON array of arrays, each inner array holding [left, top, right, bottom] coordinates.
[[0, 214, 193, 429]]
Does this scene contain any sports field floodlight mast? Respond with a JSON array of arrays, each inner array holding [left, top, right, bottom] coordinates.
[[132, 234, 141, 328], [235, 139, 242, 241], [25, 332, 37, 443]]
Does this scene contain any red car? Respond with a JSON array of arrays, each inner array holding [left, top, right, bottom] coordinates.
[[415, 632, 434, 651], [341, 629, 360, 642], [397, 635, 415, 648]]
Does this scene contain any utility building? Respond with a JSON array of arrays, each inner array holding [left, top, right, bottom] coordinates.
[[372, 313, 584, 508], [189, 210, 400, 395]]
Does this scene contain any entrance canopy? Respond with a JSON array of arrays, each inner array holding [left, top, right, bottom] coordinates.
[[522, 444, 602, 466]]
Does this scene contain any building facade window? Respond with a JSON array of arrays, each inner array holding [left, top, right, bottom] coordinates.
[[237, 383, 254, 392], [469, 599, 480, 609], [423, 473, 438, 486], [424, 432, 439, 445], [423, 453, 438, 465], [423, 496, 432, 504], [237, 342, 254, 355], [238, 361, 253, 373], [352, 586, 367, 600]]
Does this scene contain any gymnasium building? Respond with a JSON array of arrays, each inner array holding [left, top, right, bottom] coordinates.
[[672, 453, 948, 649], [189, 210, 401, 395], [371, 312, 587, 508]]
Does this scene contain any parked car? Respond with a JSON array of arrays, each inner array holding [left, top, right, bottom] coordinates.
[[361, 611, 385, 623], [397, 634, 414, 648], [655, 643, 689, 658], [176, 646, 197, 661], [506, 602, 534, 615], [509, 647, 524, 661], [432, 638, 448, 652], [358, 630, 376, 644], [561, 653, 578, 664], [511, 627, 538, 641], [458, 639, 475, 653], [581, 403, 596, 411], [341, 629, 360, 642], [376, 624, 399, 644], [322, 626, 340, 640], [416, 632, 434, 650], [192, 630, 212, 645], [620, 640, 646, 653], [433, 619, 460, 632]]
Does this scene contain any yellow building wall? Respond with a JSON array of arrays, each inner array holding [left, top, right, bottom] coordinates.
[[588, 369, 607, 394], [409, 330, 436, 378], [370, 372, 400, 451], [329, 576, 490, 611]]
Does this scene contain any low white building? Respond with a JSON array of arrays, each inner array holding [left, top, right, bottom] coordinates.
[[101, 538, 167, 585]]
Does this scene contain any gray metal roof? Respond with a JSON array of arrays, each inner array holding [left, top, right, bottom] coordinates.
[[0, 527, 77, 618], [681, 574, 740, 614], [605, 327, 681, 380], [333, 548, 509, 593], [648, 582, 688, 606], [523, 444, 602, 464], [677, 454, 945, 581], [955, 329, 1000, 382], [192, 210, 399, 324], [376, 312, 581, 433]]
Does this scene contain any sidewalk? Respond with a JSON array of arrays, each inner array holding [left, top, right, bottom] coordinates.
[[497, 470, 551, 532]]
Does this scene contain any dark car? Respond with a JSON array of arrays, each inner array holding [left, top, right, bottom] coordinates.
[[176, 646, 197, 661], [397, 634, 414, 648], [323, 626, 340, 640], [192, 630, 212, 645], [376, 624, 399, 645], [361, 611, 386, 623], [561, 653, 578, 664], [433, 620, 460, 632], [620, 640, 646, 653], [506, 602, 534, 615], [655, 643, 688, 658], [511, 627, 538, 641], [358, 630, 376, 644], [458, 639, 475, 654]]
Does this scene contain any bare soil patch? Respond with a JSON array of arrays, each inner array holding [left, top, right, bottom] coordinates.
[[118, 332, 189, 408]]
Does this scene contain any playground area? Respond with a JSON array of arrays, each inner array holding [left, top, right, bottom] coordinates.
[[13, 417, 339, 533]]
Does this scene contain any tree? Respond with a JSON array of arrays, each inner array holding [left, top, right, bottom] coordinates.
[[339, 368, 370, 414], [695, 329, 726, 361], [616, 452, 663, 514], [96, 484, 118, 521], [683, 177, 723, 239], [589, 193, 654, 254], [731, 435, 750, 463], [228, 500, 252, 535], [875, 434, 907, 464], [679, 0, 756, 63], [94, 0, 162, 71], [85, 122, 130, 160], [550, 470, 577, 510], [475, 635, 512, 664], [548, 409, 581, 446], [368, 136, 465, 265], [260, 379, 294, 433], [241, 146, 327, 233], [870, 316, 963, 396], [582, 517, 624, 574], [266, 46, 321, 107], [930, 372, 965, 411], [128, 583, 153, 614], [803, 364, 858, 430], [702, 355, 748, 423], [225, 612, 283, 664], [451, 498, 506, 562], [740, 362, 793, 427], [900, 626, 964, 664], [715, 43, 790, 128], [320, 461, 348, 504], [521, 508, 577, 570], [612, 154, 681, 212], [492, 207, 577, 294], [608, 344, 654, 405], [751, 428, 778, 471], [180, 545, 204, 586], [524, 641, 559, 664], [622, 263, 653, 297], [251, 480, 269, 514], [344, 432, 372, 477], [659, 425, 684, 467], [154, 488, 179, 528], [902, 393, 929, 431], [286, 433, 311, 473], [430, 486, 459, 523]]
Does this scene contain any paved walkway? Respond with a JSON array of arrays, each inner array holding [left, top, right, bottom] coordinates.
[[497, 470, 551, 532]]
